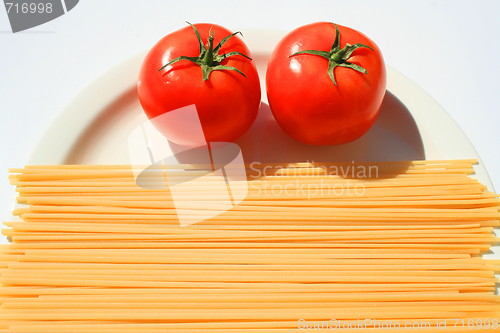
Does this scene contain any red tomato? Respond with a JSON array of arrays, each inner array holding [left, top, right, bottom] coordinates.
[[266, 22, 386, 145], [138, 23, 261, 145]]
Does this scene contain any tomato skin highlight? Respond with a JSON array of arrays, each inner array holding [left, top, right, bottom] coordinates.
[[266, 22, 386, 146], [138, 23, 261, 145]]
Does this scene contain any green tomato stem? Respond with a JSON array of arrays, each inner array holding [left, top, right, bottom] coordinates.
[[291, 23, 373, 86], [159, 22, 251, 82]]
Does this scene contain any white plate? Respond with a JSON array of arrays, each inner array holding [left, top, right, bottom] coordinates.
[[19, 29, 498, 264], [27, 29, 494, 191]]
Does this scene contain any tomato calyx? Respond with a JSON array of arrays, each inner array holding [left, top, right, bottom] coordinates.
[[291, 23, 373, 86], [158, 22, 252, 81]]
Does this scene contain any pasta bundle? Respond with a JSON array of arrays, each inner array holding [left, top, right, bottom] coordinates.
[[0, 160, 499, 332]]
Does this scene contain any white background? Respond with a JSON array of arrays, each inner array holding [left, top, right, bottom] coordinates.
[[0, 0, 499, 220]]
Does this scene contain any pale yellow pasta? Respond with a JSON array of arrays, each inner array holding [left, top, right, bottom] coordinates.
[[1, 160, 499, 331]]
